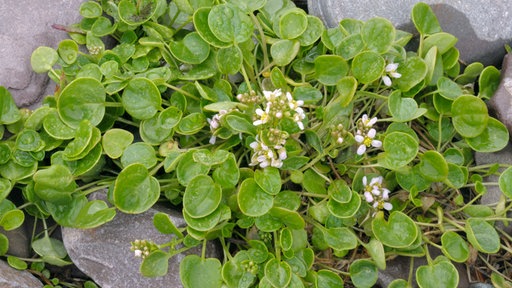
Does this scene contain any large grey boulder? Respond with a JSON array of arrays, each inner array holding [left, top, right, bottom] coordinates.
[[0, 260, 42, 288], [0, 0, 85, 108], [308, 0, 512, 67], [62, 192, 221, 288]]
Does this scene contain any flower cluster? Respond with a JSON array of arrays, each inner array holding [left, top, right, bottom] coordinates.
[[382, 62, 402, 87], [130, 239, 158, 259], [362, 176, 392, 211], [207, 109, 228, 144], [331, 123, 347, 145], [249, 133, 287, 168], [354, 114, 382, 155], [236, 90, 262, 104], [252, 89, 305, 130]]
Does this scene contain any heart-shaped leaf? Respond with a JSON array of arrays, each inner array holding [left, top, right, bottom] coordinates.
[[361, 17, 395, 53], [113, 163, 160, 214], [416, 260, 458, 288], [465, 217, 500, 253], [122, 77, 161, 120], [170, 32, 210, 64], [180, 255, 222, 288], [141, 250, 170, 277], [238, 178, 273, 217], [314, 55, 349, 86], [372, 211, 418, 248], [351, 51, 385, 84], [466, 117, 508, 153], [58, 77, 106, 128], [208, 4, 253, 44], [183, 175, 222, 218], [451, 95, 488, 138], [264, 258, 292, 288], [349, 259, 378, 288], [379, 131, 419, 170], [102, 129, 134, 159], [388, 90, 427, 122], [254, 167, 281, 196]]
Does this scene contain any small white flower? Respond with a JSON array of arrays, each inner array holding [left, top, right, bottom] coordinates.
[[382, 63, 402, 87], [364, 191, 374, 202], [362, 175, 393, 213], [336, 137, 344, 144], [357, 144, 367, 155], [361, 114, 378, 128], [134, 249, 142, 257], [254, 107, 270, 126], [383, 202, 393, 211]]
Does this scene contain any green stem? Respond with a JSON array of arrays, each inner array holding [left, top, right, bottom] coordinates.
[[163, 83, 200, 100], [250, 13, 269, 68]]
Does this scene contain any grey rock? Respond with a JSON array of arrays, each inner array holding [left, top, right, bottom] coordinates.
[[377, 247, 469, 287], [489, 53, 512, 137], [474, 143, 512, 234], [62, 192, 221, 288], [0, 225, 31, 258], [0, 0, 85, 108], [0, 259, 42, 288], [307, 0, 512, 67]]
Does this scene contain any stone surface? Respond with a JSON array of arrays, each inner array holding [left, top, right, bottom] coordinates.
[[307, 0, 512, 67], [0, 0, 85, 108], [489, 53, 512, 136], [0, 225, 31, 258], [474, 143, 512, 235], [377, 247, 469, 287], [62, 192, 221, 288], [0, 260, 42, 288]]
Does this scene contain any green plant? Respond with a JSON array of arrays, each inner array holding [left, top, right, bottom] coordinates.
[[1, 0, 512, 287]]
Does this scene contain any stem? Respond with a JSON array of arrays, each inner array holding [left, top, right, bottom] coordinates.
[[163, 83, 200, 100], [250, 13, 269, 68]]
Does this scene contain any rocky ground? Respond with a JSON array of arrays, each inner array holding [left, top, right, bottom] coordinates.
[[1, 0, 512, 287]]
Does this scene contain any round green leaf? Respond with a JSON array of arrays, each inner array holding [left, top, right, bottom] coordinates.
[[122, 77, 161, 120], [43, 111, 75, 140], [208, 4, 254, 44], [184, 204, 229, 232], [336, 33, 364, 60], [193, 7, 231, 48], [327, 192, 361, 219], [372, 211, 418, 248], [7, 256, 27, 270], [183, 175, 222, 218], [328, 179, 352, 204], [176, 151, 210, 186], [437, 77, 462, 100], [388, 90, 427, 122], [465, 218, 500, 253], [362, 17, 395, 53], [351, 51, 385, 84], [141, 250, 170, 277], [120, 142, 157, 169], [316, 269, 344, 288], [323, 227, 358, 251], [254, 167, 281, 196], [118, 0, 157, 25], [91, 16, 117, 37], [276, 8, 308, 39], [170, 32, 210, 65], [79, 1, 102, 18], [58, 39, 79, 64], [268, 207, 305, 230], [180, 255, 223, 288], [102, 129, 134, 159], [466, 117, 508, 152], [349, 259, 378, 288], [416, 261, 458, 288], [216, 45, 243, 74], [441, 231, 469, 263], [0, 209, 24, 231], [451, 95, 488, 138], [314, 55, 348, 86], [264, 258, 292, 288], [238, 178, 273, 217], [33, 164, 76, 202], [113, 163, 160, 214], [212, 154, 239, 188], [418, 151, 448, 182], [31, 46, 58, 73], [15, 129, 44, 152], [297, 15, 324, 46], [379, 131, 419, 169], [58, 77, 106, 128], [271, 39, 300, 66]]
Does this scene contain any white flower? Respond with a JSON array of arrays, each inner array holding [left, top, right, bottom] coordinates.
[[361, 114, 378, 128], [355, 119, 382, 155], [134, 249, 142, 257], [362, 175, 393, 212], [253, 106, 270, 126], [382, 63, 402, 87]]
